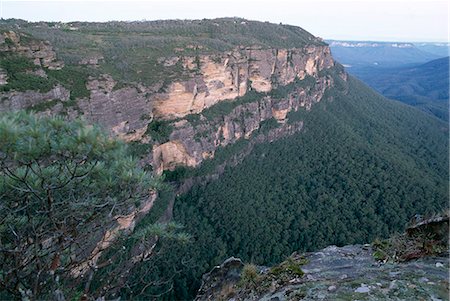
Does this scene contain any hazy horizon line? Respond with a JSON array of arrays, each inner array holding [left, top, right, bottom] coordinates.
[[2, 17, 448, 44]]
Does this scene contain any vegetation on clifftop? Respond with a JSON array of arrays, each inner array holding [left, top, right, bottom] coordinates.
[[1, 18, 324, 86]]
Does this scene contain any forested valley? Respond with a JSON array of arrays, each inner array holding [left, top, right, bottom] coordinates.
[[151, 77, 449, 299]]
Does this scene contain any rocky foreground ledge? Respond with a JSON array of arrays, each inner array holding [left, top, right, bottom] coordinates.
[[196, 214, 449, 301], [196, 245, 448, 301]]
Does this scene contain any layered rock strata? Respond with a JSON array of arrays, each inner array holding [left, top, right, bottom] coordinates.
[[0, 32, 344, 173], [152, 46, 334, 119], [152, 74, 333, 173]]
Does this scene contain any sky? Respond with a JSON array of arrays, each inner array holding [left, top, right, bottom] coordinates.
[[1, 0, 448, 42]]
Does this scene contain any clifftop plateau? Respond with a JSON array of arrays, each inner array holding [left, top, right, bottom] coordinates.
[[0, 18, 345, 174]]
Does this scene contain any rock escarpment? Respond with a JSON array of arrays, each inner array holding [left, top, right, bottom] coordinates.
[[0, 29, 344, 173], [78, 74, 153, 141], [149, 45, 339, 173], [152, 45, 334, 119], [0, 84, 70, 112], [152, 74, 334, 173]]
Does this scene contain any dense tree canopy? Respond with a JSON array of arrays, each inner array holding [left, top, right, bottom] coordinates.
[[164, 77, 449, 300]]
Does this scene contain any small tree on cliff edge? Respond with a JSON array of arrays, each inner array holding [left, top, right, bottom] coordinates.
[[0, 111, 157, 300]]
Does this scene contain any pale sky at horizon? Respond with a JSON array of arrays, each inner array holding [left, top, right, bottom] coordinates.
[[1, 0, 448, 42]]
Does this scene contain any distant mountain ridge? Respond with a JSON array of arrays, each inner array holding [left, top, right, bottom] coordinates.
[[328, 39, 449, 121], [329, 40, 415, 48], [328, 39, 441, 67], [345, 57, 449, 121], [362, 57, 449, 102], [415, 42, 450, 57]]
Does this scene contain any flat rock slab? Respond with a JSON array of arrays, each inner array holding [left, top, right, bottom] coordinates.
[[259, 245, 449, 301]]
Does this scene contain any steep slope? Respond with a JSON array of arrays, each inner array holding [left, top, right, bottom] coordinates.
[[351, 57, 449, 121], [164, 76, 448, 299], [0, 19, 336, 175]]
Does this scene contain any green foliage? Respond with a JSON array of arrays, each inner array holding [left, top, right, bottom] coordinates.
[[146, 119, 173, 143], [239, 264, 259, 289], [0, 52, 93, 98], [269, 75, 315, 99], [2, 72, 56, 92], [127, 141, 153, 172], [163, 165, 192, 182], [116, 232, 192, 300], [269, 257, 305, 278], [0, 111, 156, 300], [127, 140, 152, 159], [0, 54, 56, 92], [89, 213, 192, 300], [372, 211, 449, 262], [134, 187, 174, 232], [133, 222, 191, 243], [372, 240, 390, 261], [4, 37, 14, 46], [15, 18, 324, 86], [236, 255, 307, 296], [84, 182, 189, 300], [0, 54, 35, 73], [201, 99, 239, 121], [163, 76, 448, 299], [47, 65, 93, 99], [258, 117, 280, 134]]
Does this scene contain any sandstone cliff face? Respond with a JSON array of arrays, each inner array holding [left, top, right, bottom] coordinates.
[[152, 73, 335, 173], [0, 31, 344, 174], [148, 45, 339, 173], [0, 73, 153, 142], [152, 45, 334, 119], [0, 84, 71, 113], [77, 74, 153, 141]]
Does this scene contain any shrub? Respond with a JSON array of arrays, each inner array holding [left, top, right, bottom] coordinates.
[[47, 65, 93, 99], [146, 119, 173, 143], [239, 264, 260, 289]]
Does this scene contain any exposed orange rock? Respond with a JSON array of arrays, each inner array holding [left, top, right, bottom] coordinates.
[[152, 45, 334, 119], [151, 72, 340, 173], [153, 140, 197, 174], [272, 108, 290, 123]]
